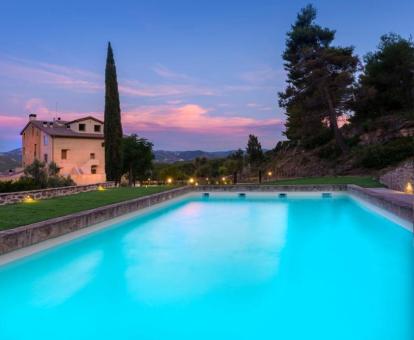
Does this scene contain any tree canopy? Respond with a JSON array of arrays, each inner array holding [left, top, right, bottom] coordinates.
[[122, 134, 154, 185], [353, 33, 414, 121], [279, 4, 358, 153]]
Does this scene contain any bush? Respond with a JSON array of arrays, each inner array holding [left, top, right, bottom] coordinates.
[[0, 161, 76, 193], [317, 144, 342, 160], [358, 137, 414, 168], [47, 175, 75, 188], [0, 178, 38, 193]]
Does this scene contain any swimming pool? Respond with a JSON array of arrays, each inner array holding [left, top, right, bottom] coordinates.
[[0, 193, 413, 339]]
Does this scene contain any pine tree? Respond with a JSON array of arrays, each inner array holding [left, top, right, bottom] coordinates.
[[279, 5, 358, 153], [104, 42, 123, 183], [246, 135, 264, 183], [353, 34, 414, 121]]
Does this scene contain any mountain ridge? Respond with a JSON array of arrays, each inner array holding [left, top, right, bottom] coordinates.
[[0, 148, 234, 172]]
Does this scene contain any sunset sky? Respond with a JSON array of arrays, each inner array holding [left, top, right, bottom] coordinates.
[[0, 0, 413, 151]]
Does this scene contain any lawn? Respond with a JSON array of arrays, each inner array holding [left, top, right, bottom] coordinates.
[[0, 186, 177, 230], [266, 176, 383, 187]]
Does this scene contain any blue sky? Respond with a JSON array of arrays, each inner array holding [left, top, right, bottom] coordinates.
[[0, 0, 413, 151]]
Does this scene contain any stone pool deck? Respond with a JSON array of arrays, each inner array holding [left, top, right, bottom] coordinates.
[[0, 184, 412, 256]]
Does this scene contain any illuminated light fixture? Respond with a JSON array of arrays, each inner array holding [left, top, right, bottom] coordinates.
[[405, 182, 413, 194], [221, 177, 226, 181], [189, 178, 195, 184], [23, 195, 36, 203], [267, 171, 273, 177], [167, 178, 173, 184], [195, 182, 199, 186], [97, 185, 106, 191]]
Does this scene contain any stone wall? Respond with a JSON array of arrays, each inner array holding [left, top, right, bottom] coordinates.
[[0, 186, 192, 255], [380, 160, 414, 192], [0, 182, 115, 205]]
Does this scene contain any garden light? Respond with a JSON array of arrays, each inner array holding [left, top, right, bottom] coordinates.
[[23, 195, 36, 203]]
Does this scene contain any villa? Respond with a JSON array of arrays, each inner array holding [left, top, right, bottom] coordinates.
[[20, 114, 106, 185]]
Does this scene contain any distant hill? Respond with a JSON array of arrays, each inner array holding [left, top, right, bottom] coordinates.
[[0, 148, 233, 172], [154, 150, 234, 163], [0, 148, 22, 173]]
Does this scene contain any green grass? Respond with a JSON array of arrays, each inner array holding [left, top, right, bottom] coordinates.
[[0, 186, 178, 230], [266, 176, 383, 188]]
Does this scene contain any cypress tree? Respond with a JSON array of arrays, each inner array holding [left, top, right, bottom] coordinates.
[[104, 42, 123, 183]]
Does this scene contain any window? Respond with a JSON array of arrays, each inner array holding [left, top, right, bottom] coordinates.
[[34, 144, 37, 158], [79, 123, 86, 131], [44, 135, 48, 145], [61, 149, 68, 160], [91, 165, 97, 174], [101, 142, 105, 147], [94, 125, 101, 132], [90, 153, 95, 160], [44, 154, 48, 162]]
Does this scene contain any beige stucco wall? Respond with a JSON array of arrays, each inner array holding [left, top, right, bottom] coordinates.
[[21, 119, 106, 185], [40, 131, 53, 163], [52, 137, 105, 180], [68, 119, 103, 134], [22, 125, 41, 167]]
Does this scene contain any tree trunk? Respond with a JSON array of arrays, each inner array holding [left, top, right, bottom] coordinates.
[[258, 170, 262, 184], [233, 172, 238, 184], [323, 86, 349, 153], [128, 165, 133, 187]]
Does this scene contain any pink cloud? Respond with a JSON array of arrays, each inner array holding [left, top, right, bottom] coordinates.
[[0, 102, 284, 150], [152, 64, 192, 80], [0, 56, 216, 98], [0, 59, 101, 93], [122, 104, 283, 136]]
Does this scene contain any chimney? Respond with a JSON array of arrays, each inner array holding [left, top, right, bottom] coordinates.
[[57, 117, 61, 121], [29, 114, 37, 121]]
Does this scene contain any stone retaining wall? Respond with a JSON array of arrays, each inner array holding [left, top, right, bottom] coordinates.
[[0, 186, 192, 255], [0, 182, 115, 205], [380, 160, 414, 192]]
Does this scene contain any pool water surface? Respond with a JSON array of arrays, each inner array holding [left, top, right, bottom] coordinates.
[[0, 194, 413, 339]]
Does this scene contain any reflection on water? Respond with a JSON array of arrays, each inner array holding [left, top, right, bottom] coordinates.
[[32, 251, 103, 307]]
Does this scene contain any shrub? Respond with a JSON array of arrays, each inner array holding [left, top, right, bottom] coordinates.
[[358, 137, 414, 168], [0, 161, 76, 193], [0, 178, 38, 193], [317, 144, 342, 160]]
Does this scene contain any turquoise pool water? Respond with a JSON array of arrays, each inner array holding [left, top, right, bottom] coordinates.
[[0, 194, 413, 339]]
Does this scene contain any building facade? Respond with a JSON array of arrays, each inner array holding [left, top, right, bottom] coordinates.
[[21, 114, 106, 185]]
